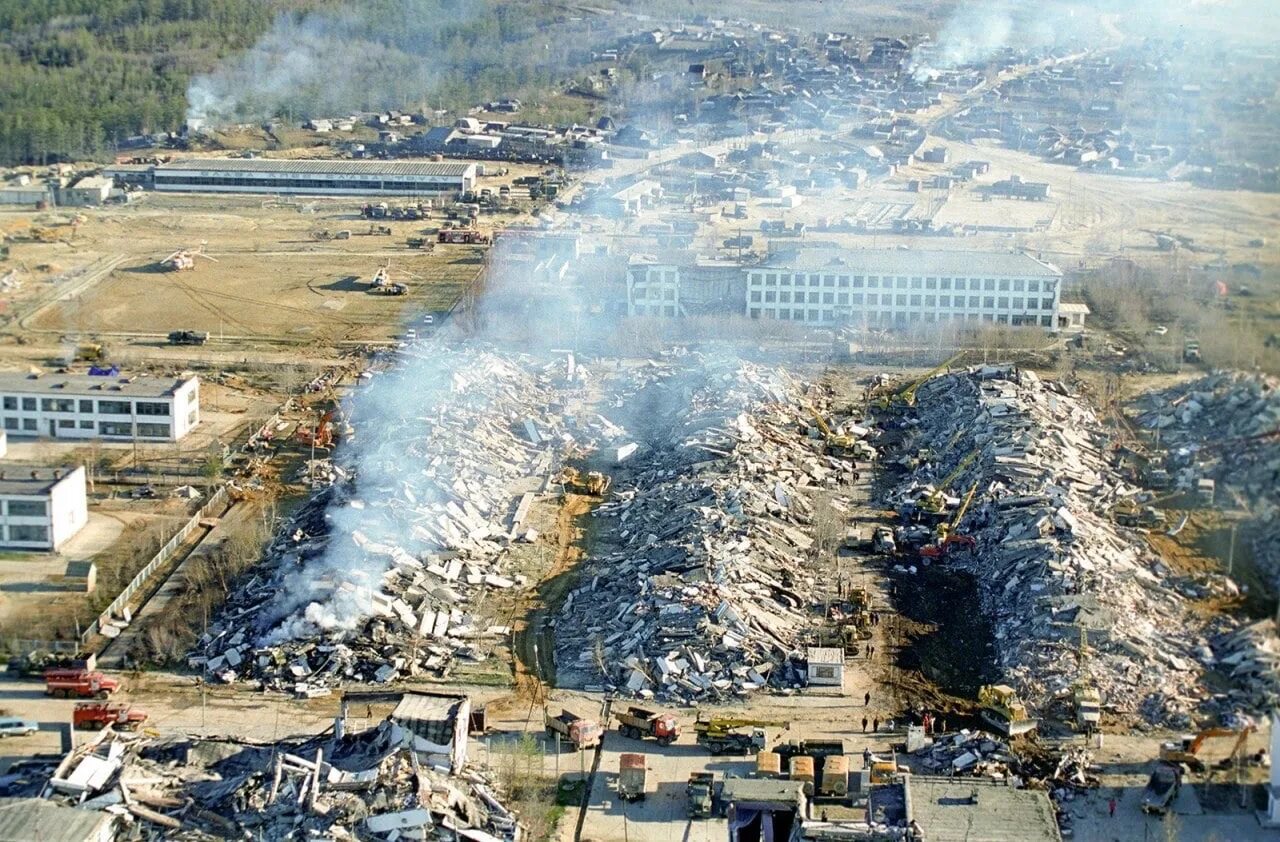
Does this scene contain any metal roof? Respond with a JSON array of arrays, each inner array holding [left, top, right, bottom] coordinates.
[[807, 646, 845, 664], [159, 158, 475, 178], [0, 372, 195, 399], [908, 777, 1061, 842], [0, 797, 115, 842], [0, 465, 82, 497], [761, 248, 1062, 278]]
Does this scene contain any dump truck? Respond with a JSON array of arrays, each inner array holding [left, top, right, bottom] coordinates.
[[167, 330, 209, 346], [558, 467, 611, 496], [694, 715, 787, 755], [544, 708, 603, 750], [1141, 762, 1181, 815], [1112, 501, 1164, 528], [687, 772, 714, 817], [977, 684, 1037, 737], [618, 753, 647, 802], [44, 669, 121, 699], [73, 702, 148, 731], [75, 343, 107, 362], [614, 706, 681, 745]]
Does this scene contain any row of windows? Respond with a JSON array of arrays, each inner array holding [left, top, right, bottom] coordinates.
[[749, 291, 1054, 310], [0, 397, 171, 416], [5, 500, 47, 517], [747, 309, 1055, 327], [1, 418, 170, 437], [644, 270, 677, 282], [155, 176, 458, 191], [634, 286, 677, 301], [5, 524, 48, 544], [749, 273, 1055, 294]]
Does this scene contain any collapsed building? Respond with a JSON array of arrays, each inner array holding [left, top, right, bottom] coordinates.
[[555, 358, 868, 700], [884, 365, 1255, 726], [29, 692, 517, 840]]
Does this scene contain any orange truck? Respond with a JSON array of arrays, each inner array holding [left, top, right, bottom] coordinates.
[[44, 669, 121, 699], [73, 702, 148, 731]]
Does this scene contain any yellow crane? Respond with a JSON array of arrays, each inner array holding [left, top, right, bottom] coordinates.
[[876, 352, 965, 410], [921, 479, 979, 558], [921, 450, 978, 513], [807, 406, 858, 457], [694, 715, 790, 754]]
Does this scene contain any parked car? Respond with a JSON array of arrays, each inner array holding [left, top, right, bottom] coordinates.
[[0, 717, 38, 737]]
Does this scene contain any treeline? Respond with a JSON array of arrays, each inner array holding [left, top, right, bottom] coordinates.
[[0, 0, 290, 165]]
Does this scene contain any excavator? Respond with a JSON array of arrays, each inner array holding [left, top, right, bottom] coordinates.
[[920, 479, 979, 559], [694, 714, 790, 755], [808, 404, 860, 455], [874, 352, 964, 411], [296, 409, 336, 450], [1159, 727, 1255, 773], [558, 467, 611, 496]]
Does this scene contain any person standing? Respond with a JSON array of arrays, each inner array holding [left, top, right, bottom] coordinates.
[[1108, 797, 1117, 818], [873, 717, 880, 732], [862, 716, 868, 733], [865, 691, 871, 706]]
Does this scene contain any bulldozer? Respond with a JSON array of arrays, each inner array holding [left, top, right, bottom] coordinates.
[[977, 684, 1037, 737], [558, 467, 611, 496]]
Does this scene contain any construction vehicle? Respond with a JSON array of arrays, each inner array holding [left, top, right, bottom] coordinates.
[[167, 330, 209, 346], [44, 669, 121, 700], [73, 702, 148, 731], [617, 753, 647, 802], [1073, 682, 1101, 734], [614, 706, 681, 745], [977, 684, 1037, 737], [807, 407, 860, 459], [1196, 478, 1215, 506], [7, 652, 95, 677], [160, 243, 218, 271], [686, 772, 715, 818], [694, 714, 788, 755], [920, 451, 977, 515], [296, 409, 336, 450], [1183, 339, 1201, 363], [868, 754, 902, 785], [920, 479, 979, 559], [1141, 762, 1182, 815], [74, 343, 107, 362], [544, 708, 603, 750], [872, 525, 897, 555], [406, 236, 434, 250], [1112, 501, 1164, 528], [875, 352, 963, 411], [437, 229, 491, 245], [1159, 727, 1253, 772], [558, 467, 611, 496]]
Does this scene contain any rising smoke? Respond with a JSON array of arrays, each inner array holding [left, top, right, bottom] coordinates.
[[185, 0, 485, 128]]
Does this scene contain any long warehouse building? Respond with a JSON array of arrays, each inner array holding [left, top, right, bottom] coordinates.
[[112, 158, 478, 197]]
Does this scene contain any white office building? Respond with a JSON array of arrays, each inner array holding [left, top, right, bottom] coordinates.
[[149, 158, 477, 197], [0, 466, 87, 551], [0, 373, 200, 442], [745, 248, 1064, 330]]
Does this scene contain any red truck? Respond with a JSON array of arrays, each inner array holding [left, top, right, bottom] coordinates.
[[73, 702, 148, 731], [44, 669, 121, 699], [614, 706, 681, 745]]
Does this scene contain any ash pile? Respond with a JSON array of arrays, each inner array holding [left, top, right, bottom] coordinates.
[[885, 365, 1225, 726], [1132, 371, 1280, 585], [37, 694, 515, 840], [196, 348, 570, 692], [555, 359, 865, 701]]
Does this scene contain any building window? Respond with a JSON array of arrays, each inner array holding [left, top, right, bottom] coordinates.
[[1028, 280, 1040, 292], [57, 419, 74, 429], [808, 309, 819, 321], [814, 666, 836, 680], [925, 295, 936, 307], [909, 294, 921, 307], [867, 294, 878, 306], [750, 291, 762, 303], [910, 277, 922, 289], [79, 400, 92, 413], [1042, 298, 1054, 309], [8, 500, 47, 517], [79, 420, 93, 429], [40, 399, 73, 413], [780, 292, 791, 304], [2, 418, 13, 430], [1, 398, 14, 411], [1013, 279, 1025, 292], [749, 308, 761, 319], [998, 297, 1009, 309], [1041, 315, 1052, 326], [98, 400, 130, 415], [824, 275, 836, 287], [809, 292, 821, 304], [896, 294, 906, 306], [838, 276, 850, 288], [940, 295, 950, 307], [823, 293, 834, 304], [22, 419, 36, 431], [997, 314, 1009, 324], [940, 278, 952, 290], [851, 277, 863, 288], [8, 524, 48, 544], [187, 410, 197, 426], [21, 398, 35, 411], [984, 296, 995, 309], [968, 296, 980, 308], [984, 279, 995, 291], [766, 274, 777, 285], [99, 422, 133, 437], [868, 277, 879, 287], [780, 274, 792, 285], [1012, 297, 1024, 310], [896, 277, 907, 289], [999, 279, 1010, 291], [838, 293, 849, 305]]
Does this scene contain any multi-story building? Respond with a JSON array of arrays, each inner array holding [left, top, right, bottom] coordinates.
[[744, 248, 1063, 329], [0, 373, 200, 442], [626, 253, 747, 318], [0, 466, 87, 551], [111, 158, 478, 198]]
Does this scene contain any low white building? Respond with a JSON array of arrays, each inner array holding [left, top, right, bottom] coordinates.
[[806, 646, 845, 688], [0, 465, 87, 551], [0, 373, 200, 442], [1058, 301, 1090, 331]]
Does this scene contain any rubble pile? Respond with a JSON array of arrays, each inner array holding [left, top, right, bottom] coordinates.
[[888, 366, 1218, 725], [40, 722, 515, 840], [197, 349, 572, 691], [1211, 619, 1280, 712], [1132, 372, 1280, 585], [907, 729, 1019, 778], [556, 360, 863, 701]]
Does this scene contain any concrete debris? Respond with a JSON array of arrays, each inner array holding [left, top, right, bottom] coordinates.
[[196, 348, 574, 690], [886, 365, 1241, 726], [36, 717, 516, 840], [555, 358, 868, 701], [910, 729, 1018, 779]]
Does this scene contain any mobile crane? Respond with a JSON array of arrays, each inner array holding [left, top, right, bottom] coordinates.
[[920, 450, 978, 515], [875, 352, 964, 411], [807, 407, 860, 458], [920, 479, 979, 559], [694, 714, 790, 755]]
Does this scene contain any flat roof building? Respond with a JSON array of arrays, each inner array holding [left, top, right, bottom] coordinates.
[[149, 158, 477, 197], [0, 466, 87, 551], [0, 373, 199, 442], [805, 646, 845, 688], [908, 776, 1061, 842]]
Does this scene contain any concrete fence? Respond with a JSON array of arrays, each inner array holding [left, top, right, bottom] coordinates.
[[80, 486, 228, 647]]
